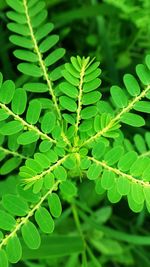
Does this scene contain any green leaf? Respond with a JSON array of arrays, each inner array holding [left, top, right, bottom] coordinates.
[[134, 134, 146, 153], [26, 100, 41, 124], [95, 179, 106, 195], [83, 78, 101, 93], [18, 63, 43, 77], [101, 170, 115, 190], [44, 173, 54, 190], [49, 65, 64, 81], [80, 157, 91, 170], [6, 235, 22, 263], [0, 121, 23, 135], [87, 163, 102, 180], [123, 74, 140, 96], [85, 62, 100, 75], [48, 193, 62, 218], [121, 113, 145, 127], [104, 146, 124, 166], [100, 113, 112, 129], [63, 114, 75, 125], [84, 68, 101, 83], [136, 64, 150, 85], [7, 22, 30, 36], [59, 82, 78, 98], [81, 106, 97, 119], [14, 49, 38, 62], [35, 207, 54, 234], [82, 91, 101, 105], [24, 83, 48, 93], [79, 120, 92, 132], [28, 1, 46, 16], [0, 250, 8, 267], [92, 141, 106, 159], [65, 63, 80, 78], [134, 101, 150, 113], [0, 80, 15, 104], [143, 187, 150, 205], [11, 88, 27, 115], [71, 56, 81, 72], [118, 151, 138, 172], [45, 48, 65, 67], [0, 157, 21, 175], [17, 131, 39, 145], [60, 181, 77, 197], [130, 157, 150, 177], [0, 109, 9, 121], [21, 221, 41, 249], [7, 11, 26, 24], [26, 158, 43, 173], [41, 112, 56, 133], [2, 194, 29, 216], [10, 35, 33, 49], [6, 0, 23, 13], [59, 96, 77, 112], [0, 210, 16, 231], [35, 22, 54, 40], [34, 153, 51, 169], [39, 34, 59, 53], [107, 184, 121, 203], [33, 179, 43, 194], [62, 70, 79, 86], [127, 194, 144, 213], [53, 166, 67, 181], [110, 85, 128, 108], [131, 183, 144, 204], [117, 176, 130, 195]]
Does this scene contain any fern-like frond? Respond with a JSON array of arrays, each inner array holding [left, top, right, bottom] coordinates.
[[58, 56, 101, 146], [0, 180, 61, 265], [80, 141, 150, 213], [6, 0, 71, 149], [81, 55, 150, 147]]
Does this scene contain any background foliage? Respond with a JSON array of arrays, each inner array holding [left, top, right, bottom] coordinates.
[[1, 0, 150, 266]]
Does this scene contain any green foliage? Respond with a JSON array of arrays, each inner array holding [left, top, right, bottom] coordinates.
[[1, 0, 150, 266]]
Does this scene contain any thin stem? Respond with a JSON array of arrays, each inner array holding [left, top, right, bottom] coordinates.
[[0, 146, 28, 160], [74, 63, 86, 146], [71, 204, 87, 265], [81, 85, 150, 147], [139, 151, 150, 158]]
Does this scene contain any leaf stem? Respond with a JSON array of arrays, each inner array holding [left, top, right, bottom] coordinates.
[[88, 156, 150, 188]]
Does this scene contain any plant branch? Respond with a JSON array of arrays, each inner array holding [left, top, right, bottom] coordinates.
[[0, 102, 56, 144], [81, 85, 150, 147], [88, 156, 150, 188], [0, 180, 60, 250], [0, 146, 28, 160]]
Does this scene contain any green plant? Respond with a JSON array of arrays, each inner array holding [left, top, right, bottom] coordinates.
[[1, 0, 150, 266]]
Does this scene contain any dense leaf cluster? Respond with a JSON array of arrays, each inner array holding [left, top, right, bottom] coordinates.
[[0, 0, 150, 266]]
